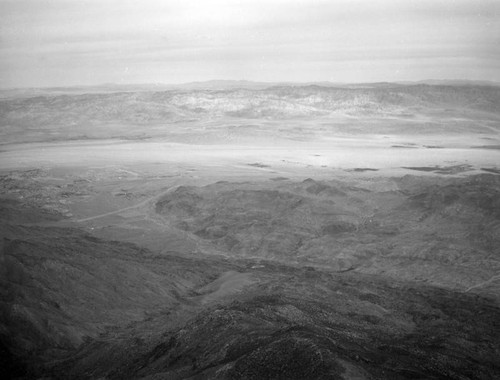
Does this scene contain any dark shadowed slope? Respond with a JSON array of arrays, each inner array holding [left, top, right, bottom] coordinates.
[[2, 174, 500, 379], [48, 260, 500, 380], [0, 212, 237, 378]]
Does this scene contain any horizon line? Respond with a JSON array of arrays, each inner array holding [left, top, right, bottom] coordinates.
[[1, 78, 499, 91]]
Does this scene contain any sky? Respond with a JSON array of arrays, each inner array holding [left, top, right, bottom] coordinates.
[[0, 0, 499, 88]]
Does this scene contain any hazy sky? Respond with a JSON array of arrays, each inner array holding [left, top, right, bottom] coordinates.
[[1, 0, 499, 88]]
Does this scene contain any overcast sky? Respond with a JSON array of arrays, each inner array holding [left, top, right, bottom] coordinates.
[[0, 0, 498, 88]]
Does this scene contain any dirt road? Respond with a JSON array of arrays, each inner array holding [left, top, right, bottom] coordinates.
[[75, 185, 180, 223]]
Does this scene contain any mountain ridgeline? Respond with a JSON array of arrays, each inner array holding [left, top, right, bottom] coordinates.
[[1, 83, 499, 128]]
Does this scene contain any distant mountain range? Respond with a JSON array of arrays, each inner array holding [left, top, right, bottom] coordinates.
[[1, 81, 499, 122], [1, 79, 499, 97], [1, 81, 499, 144]]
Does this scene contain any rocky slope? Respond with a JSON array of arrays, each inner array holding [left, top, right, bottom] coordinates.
[[55, 266, 500, 380], [0, 211, 236, 378], [2, 173, 500, 379], [155, 174, 500, 297]]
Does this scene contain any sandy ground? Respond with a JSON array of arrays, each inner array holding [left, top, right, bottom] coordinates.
[[1, 137, 498, 177]]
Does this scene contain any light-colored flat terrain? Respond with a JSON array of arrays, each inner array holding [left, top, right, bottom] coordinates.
[[1, 136, 498, 175]]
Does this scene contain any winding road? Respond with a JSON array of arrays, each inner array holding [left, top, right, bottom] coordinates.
[[75, 185, 179, 223]]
